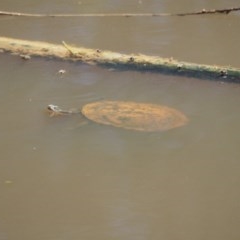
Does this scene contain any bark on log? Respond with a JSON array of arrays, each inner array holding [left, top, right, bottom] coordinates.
[[0, 36, 239, 82]]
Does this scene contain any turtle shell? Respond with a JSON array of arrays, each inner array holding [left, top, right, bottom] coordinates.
[[81, 101, 188, 132]]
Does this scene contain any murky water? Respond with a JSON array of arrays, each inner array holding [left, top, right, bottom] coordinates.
[[1, 1, 240, 240]]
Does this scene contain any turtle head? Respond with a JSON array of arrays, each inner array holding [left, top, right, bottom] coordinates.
[[47, 104, 65, 116], [47, 104, 80, 116], [47, 104, 62, 112]]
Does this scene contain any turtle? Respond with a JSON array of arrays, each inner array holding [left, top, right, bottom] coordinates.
[[47, 100, 188, 132]]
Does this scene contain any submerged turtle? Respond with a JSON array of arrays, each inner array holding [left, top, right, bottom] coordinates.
[[47, 101, 188, 132]]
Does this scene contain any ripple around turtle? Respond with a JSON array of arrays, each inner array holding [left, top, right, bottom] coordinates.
[[43, 92, 104, 108]]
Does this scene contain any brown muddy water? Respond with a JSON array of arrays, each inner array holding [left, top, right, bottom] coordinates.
[[1, 1, 240, 240]]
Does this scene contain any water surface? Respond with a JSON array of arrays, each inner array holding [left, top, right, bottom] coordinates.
[[0, 1, 240, 240]]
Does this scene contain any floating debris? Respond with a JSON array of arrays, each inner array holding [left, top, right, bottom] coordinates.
[[58, 69, 66, 74], [20, 54, 31, 60]]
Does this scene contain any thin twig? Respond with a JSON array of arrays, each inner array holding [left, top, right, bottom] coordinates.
[[62, 41, 76, 56], [176, 7, 240, 16], [0, 7, 239, 18]]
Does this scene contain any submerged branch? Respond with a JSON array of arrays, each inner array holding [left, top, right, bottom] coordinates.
[[0, 36, 239, 82], [0, 7, 239, 18]]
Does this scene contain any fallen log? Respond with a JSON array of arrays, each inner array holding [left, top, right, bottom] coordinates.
[[0, 36, 240, 82]]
